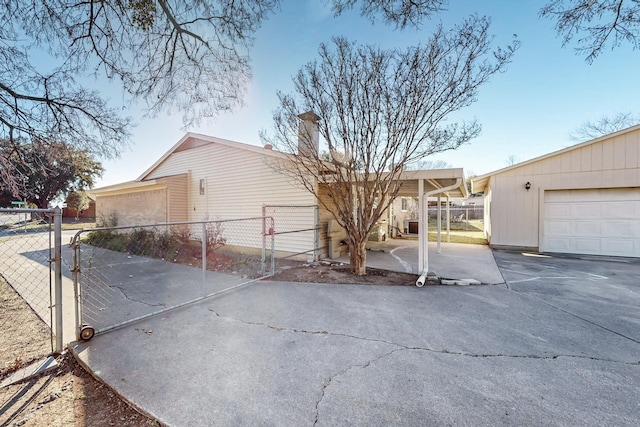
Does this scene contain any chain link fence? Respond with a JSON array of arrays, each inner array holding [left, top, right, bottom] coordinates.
[[263, 205, 319, 262], [71, 217, 274, 336], [427, 206, 484, 231], [0, 208, 64, 411]]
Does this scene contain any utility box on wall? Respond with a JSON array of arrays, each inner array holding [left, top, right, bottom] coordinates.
[[368, 221, 387, 242], [327, 219, 348, 259]]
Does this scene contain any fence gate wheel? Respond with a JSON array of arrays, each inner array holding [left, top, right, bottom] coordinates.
[[80, 325, 95, 341]]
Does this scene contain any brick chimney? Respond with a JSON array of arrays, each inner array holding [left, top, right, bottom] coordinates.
[[297, 111, 320, 158]]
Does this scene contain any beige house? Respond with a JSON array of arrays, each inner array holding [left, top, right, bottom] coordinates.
[[472, 125, 640, 258], [91, 132, 322, 257], [93, 125, 467, 269]]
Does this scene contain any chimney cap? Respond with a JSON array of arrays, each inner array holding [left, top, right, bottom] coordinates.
[[298, 111, 320, 122], [263, 144, 273, 150]]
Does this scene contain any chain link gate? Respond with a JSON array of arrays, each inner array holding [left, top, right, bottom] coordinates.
[[70, 217, 274, 337], [262, 205, 320, 262], [0, 208, 63, 387]]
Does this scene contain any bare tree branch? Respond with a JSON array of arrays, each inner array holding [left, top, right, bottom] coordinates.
[[0, 0, 446, 190], [570, 112, 640, 140], [540, 0, 640, 62], [264, 16, 519, 275]]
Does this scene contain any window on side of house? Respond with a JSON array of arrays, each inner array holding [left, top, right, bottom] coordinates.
[[199, 178, 205, 195], [401, 197, 408, 211]]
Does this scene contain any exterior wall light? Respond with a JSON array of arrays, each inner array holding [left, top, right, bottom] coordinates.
[[525, 182, 531, 191]]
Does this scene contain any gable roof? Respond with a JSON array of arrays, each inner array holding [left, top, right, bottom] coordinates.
[[137, 132, 286, 181], [471, 124, 640, 193]]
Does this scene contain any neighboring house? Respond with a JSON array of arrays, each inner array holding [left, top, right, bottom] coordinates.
[[63, 197, 96, 219], [458, 194, 485, 208], [472, 125, 640, 258], [92, 117, 467, 265], [390, 196, 419, 235]]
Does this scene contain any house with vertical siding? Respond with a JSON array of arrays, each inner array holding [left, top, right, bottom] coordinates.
[[471, 124, 640, 258]]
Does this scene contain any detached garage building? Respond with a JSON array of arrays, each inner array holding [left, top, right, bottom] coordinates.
[[472, 125, 640, 258]]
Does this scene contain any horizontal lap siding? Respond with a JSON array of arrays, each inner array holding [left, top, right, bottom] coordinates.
[[96, 189, 167, 227], [157, 174, 188, 223], [145, 141, 316, 254]]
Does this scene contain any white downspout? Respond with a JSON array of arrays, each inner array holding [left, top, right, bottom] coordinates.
[[437, 193, 442, 253], [416, 178, 463, 287]]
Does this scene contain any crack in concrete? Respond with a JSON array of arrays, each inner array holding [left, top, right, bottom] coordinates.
[[313, 347, 404, 426], [207, 308, 639, 425], [207, 309, 640, 366], [110, 284, 165, 308]]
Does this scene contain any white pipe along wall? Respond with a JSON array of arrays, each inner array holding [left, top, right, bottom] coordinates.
[[416, 178, 463, 287]]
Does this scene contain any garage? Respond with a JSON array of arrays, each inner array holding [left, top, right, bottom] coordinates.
[[471, 124, 640, 258], [542, 188, 640, 257]]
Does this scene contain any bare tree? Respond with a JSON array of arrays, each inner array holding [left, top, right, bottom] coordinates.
[[505, 155, 518, 166], [264, 16, 519, 275], [331, 0, 446, 29], [540, 0, 640, 62], [0, 0, 444, 193], [570, 112, 640, 141], [407, 159, 453, 170]]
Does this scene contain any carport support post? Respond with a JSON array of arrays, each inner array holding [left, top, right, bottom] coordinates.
[[446, 195, 451, 243], [437, 194, 442, 254], [418, 179, 428, 273], [53, 207, 63, 352]]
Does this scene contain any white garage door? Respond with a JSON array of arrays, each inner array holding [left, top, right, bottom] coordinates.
[[542, 188, 640, 257]]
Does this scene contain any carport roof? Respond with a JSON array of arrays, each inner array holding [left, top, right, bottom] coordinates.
[[392, 168, 468, 198]]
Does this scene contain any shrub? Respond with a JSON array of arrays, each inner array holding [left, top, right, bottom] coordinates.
[[205, 222, 226, 253]]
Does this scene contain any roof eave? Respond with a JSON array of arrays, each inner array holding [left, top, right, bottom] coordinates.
[[471, 123, 640, 184]]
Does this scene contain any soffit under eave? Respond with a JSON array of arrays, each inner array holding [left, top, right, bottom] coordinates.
[[89, 181, 165, 197]]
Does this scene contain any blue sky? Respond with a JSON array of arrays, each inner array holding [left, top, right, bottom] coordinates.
[[97, 0, 640, 187]]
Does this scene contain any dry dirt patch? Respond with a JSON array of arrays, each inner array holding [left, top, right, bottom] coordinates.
[[0, 275, 51, 377], [268, 261, 423, 286], [1, 276, 160, 426]]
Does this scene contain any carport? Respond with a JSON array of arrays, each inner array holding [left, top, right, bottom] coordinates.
[[386, 168, 468, 285]]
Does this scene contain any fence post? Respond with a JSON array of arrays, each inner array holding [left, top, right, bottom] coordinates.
[[261, 205, 266, 276], [71, 235, 81, 341], [270, 217, 275, 275], [53, 207, 63, 352], [314, 205, 319, 261], [466, 208, 469, 230], [201, 222, 207, 294]]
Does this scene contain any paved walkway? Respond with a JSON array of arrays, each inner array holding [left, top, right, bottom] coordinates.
[[70, 248, 640, 426], [340, 238, 505, 284]]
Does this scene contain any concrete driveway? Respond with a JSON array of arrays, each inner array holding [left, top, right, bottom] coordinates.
[[343, 238, 505, 284], [71, 250, 640, 426]]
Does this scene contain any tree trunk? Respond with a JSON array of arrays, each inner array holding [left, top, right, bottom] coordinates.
[[349, 238, 367, 276]]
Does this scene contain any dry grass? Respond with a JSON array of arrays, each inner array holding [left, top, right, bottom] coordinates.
[[0, 276, 51, 379], [0, 275, 160, 426], [427, 232, 487, 245]]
